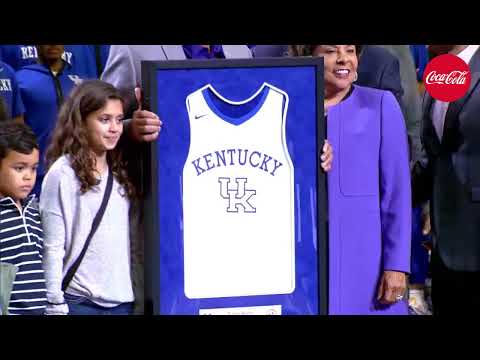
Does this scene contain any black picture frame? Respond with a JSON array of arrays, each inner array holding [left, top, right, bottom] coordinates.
[[141, 57, 328, 315]]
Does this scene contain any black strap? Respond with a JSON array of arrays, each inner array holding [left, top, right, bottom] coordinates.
[[62, 168, 114, 292]]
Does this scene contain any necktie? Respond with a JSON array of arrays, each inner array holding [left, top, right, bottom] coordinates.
[[432, 100, 448, 141]]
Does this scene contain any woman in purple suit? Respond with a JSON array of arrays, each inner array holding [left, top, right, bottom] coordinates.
[[291, 45, 411, 315]]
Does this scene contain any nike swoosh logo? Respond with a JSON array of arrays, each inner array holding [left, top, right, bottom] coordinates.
[[195, 114, 208, 119]]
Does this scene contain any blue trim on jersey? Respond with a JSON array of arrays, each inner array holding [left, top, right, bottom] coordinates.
[[202, 84, 269, 126]]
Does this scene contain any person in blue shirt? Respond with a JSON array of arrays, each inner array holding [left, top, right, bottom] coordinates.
[[0, 45, 101, 78], [0, 45, 40, 70], [0, 60, 25, 123], [91, 45, 111, 77], [0, 96, 7, 121], [16, 45, 87, 197], [409, 45, 429, 83]]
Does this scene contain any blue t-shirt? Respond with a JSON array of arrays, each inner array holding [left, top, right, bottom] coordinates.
[[0, 61, 25, 118], [16, 62, 86, 177]]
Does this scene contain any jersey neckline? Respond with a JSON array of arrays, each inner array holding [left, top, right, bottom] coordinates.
[[201, 82, 271, 126]]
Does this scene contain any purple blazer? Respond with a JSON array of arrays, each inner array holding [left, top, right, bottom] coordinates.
[[327, 85, 411, 315]]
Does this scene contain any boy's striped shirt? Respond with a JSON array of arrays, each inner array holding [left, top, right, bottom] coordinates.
[[0, 195, 46, 315]]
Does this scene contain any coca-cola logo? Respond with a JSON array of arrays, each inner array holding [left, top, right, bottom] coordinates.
[[425, 70, 468, 85], [423, 54, 471, 102]]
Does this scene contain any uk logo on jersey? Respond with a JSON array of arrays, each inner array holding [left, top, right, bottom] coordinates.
[[218, 177, 256, 213], [68, 75, 83, 85]]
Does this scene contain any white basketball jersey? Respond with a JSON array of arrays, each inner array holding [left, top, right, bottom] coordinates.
[[182, 82, 295, 299]]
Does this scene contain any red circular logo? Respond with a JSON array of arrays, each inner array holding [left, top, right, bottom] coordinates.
[[423, 54, 471, 102]]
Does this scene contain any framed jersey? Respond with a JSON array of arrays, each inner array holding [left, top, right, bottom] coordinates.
[[142, 57, 327, 315]]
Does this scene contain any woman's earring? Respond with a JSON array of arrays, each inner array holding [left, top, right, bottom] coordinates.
[[352, 71, 358, 82]]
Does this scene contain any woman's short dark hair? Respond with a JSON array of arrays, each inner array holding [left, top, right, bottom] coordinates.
[[0, 121, 39, 162], [288, 45, 363, 57]]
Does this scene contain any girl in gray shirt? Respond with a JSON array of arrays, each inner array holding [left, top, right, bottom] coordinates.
[[40, 80, 137, 315]]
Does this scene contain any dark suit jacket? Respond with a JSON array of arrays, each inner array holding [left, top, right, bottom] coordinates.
[[357, 45, 404, 107], [413, 47, 480, 271]]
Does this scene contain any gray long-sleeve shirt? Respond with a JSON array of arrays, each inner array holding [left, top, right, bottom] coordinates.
[[40, 156, 134, 313]]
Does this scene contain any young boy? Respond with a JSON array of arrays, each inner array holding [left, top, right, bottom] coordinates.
[[0, 121, 46, 315]]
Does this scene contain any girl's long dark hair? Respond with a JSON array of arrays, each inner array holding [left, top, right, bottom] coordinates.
[[46, 79, 136, 198]]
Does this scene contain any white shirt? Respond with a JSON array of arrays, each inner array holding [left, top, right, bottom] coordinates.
[[40, 156, 134, 313], [431, 45, 479, 141]]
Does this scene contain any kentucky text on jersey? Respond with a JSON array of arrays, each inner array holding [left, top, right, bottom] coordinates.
[[191, 148, 283, 176], [0, 79, 12, 91], [20, 46, 38, 60], [19, 46, 72, 64]]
